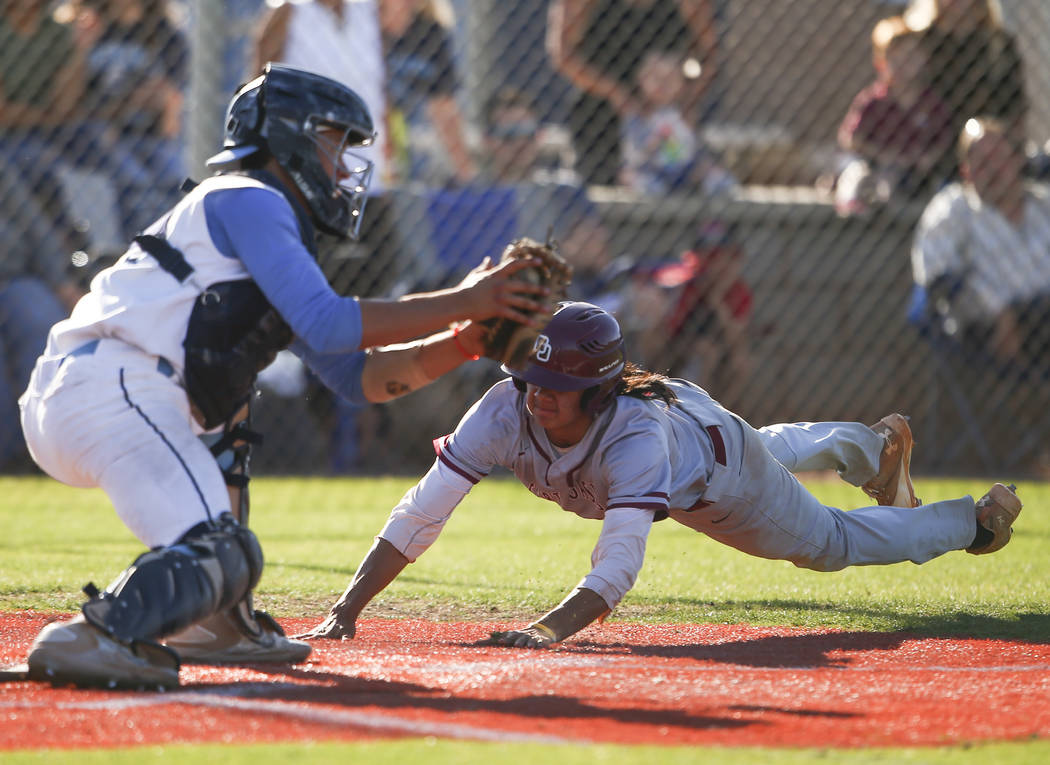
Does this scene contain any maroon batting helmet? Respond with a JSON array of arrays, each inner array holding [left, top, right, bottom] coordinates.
[[502, 302, 626, 414]]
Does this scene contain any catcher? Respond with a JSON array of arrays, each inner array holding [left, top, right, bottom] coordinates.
[[17, 64, 569, 689], [302, 302, 1022, 649]]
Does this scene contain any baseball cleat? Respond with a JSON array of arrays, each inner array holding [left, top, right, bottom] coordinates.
[[862, 413, 920, 508], [967, 483, 1022, 555], [27, 616, 179, 690], [165, 604, 311, 664]]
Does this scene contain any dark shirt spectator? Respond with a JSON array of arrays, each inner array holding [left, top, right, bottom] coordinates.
[[0, 3, 81, 118], [62, 0, 188, 236], [0, 164, 76, 470], [81, 0, 187, 149], [381, 0, 477, 186], [905, 0, 1027, 167], [0, 0, 90, 255]]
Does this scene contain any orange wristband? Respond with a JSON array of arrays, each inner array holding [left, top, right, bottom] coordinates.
[[452, 324, 480, 361]]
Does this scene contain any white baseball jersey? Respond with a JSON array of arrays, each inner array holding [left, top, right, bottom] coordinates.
[[35, 173, 366, 389], [41, 175, 262, 372], [379, 379, 980, 610]]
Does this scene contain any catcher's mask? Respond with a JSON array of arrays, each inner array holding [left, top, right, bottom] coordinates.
[[206, 63, 375, 240], [503, 302, 626, 416]]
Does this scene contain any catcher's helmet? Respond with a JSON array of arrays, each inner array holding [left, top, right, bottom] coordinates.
[[502, 302, 626, 414], [206, 63, 375, 239]]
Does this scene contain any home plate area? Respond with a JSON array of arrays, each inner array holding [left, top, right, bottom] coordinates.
[[2, 613, 1049, 750]]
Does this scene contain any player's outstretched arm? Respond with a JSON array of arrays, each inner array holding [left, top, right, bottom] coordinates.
[[356, 256, 550, 350], [296, 538, 409, 640], [482, 587, 611, 649]]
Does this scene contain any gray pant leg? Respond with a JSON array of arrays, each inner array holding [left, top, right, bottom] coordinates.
[[673, 418, 976, 571], [758, 421, 883, 487]]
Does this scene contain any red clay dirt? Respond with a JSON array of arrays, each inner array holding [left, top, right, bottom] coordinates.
[[2, 611, 1048, 750]]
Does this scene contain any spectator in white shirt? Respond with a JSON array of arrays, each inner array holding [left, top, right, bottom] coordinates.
[[912, 117, 1050, 371]]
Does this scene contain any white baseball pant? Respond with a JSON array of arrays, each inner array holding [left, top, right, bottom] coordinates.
[[670, 418, 977, 570], [19, 338, 230, 548]]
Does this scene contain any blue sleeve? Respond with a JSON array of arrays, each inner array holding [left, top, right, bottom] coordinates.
[[292, 338, 370, 405], [204, 187, 363, 354]]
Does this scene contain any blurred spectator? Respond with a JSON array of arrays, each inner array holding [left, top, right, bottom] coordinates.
[[620, 49, 735, 195], [836, 16, 954, 213], [904, 0, 1027, 162], [381, 0, 477, 187], [561, 198, 634, 315], [481, 86, 543, 185], [254, 0, 386, 189], [637, 221, 753, 401], [912, 117, 1050, 374], [481, 86, 579, 186], [472, 88, 584, 268], [255, 0, 405, 297], [0, 163, 79, 471], [547, 0, 719, 186], [0, 0, 91, 255], [59, 0, 189, 236]]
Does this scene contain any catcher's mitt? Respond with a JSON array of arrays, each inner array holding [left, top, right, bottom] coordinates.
[[481, 237, 572, 368]]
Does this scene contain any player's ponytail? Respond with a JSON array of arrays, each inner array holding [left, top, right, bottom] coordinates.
[[616, 362, 678, 406]]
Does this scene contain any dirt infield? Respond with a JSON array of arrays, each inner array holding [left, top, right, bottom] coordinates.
[[2, 611, 1049, 750]]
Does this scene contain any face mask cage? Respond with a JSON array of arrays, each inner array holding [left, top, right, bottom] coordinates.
[[305, 116, 375, 239]]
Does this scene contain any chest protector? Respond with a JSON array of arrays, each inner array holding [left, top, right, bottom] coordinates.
[[133, 175, 310, 429], [182, 279, 293, 429]]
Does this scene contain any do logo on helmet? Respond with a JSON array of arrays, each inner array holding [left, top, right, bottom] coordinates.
[[533, 334, 553, 362]]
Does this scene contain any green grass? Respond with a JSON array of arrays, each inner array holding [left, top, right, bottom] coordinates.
[[2, 740, 1050, 765], [1, 474, 1047, 763], [3, 475, 1045, 639]]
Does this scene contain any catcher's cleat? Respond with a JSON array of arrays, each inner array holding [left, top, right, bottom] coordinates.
[[862, 413, 920, 508], [165, 602, 311, 664], [27, 616, 179, 690], [967, 483, 1022, 555]]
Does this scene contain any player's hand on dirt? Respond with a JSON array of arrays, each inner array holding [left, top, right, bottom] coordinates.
[[454, 255, 552, 327], [481, 624, 558, 649], [295, 610, 356, 641]]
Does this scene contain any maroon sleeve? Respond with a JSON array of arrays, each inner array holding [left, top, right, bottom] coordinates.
[[839, 83, 886, 152]]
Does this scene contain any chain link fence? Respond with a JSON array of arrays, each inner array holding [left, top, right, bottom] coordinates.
[[2, 0, 1048, 479]]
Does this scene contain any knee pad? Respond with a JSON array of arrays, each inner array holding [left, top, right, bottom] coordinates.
[[81, 513, 264, 644]]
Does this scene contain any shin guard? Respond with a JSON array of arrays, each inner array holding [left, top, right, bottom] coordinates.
[[81, 513, 263, 644]]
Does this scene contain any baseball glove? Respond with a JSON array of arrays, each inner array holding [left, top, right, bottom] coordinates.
[[480, 237, 572, 368]]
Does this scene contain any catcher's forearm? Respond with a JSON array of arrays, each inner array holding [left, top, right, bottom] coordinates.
[[358, 293, 475, 350], [334, 538, 411, 621], [358, 244, 564, 350], [532, 587, 611, 642], [360, 325, 484, 403]]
